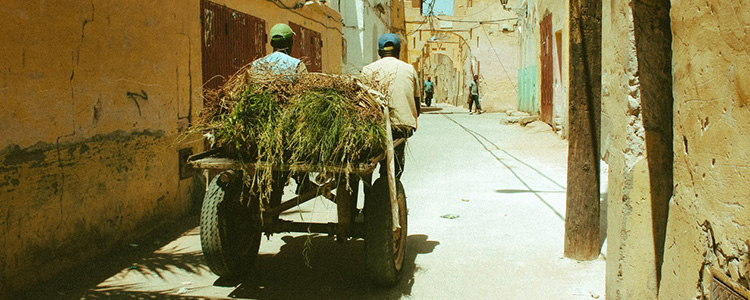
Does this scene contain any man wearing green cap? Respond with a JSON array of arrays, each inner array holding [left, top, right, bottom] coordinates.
[[251, 23, 307, 74], [361, 33, 419, 180]]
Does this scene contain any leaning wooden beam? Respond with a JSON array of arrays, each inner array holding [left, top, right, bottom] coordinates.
[[564, 0, 602, 261], [264, 220, 365, 238], [263, 180, 338, 217]]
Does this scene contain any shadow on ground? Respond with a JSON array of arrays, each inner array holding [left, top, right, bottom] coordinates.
[[15, 216, 203, 300], [83, 289, 225, 300], [420, 106, 444, 114], [227, 234, 439, 300], [495, 189, 565, 194]]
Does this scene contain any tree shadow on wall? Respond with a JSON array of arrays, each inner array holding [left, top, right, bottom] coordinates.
[[228, 234, 439, 300]]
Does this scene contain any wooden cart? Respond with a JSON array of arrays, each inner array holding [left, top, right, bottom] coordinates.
[[187, 136, 408, 286]]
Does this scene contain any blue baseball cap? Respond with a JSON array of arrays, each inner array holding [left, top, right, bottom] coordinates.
[[378, 33, 401, 51]]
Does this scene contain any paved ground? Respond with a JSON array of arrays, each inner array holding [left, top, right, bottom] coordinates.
[[21, 103, 606, 300]]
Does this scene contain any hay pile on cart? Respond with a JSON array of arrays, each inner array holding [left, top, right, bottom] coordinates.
[[188, 66, 408, 286], [196, 68, 393, 205]]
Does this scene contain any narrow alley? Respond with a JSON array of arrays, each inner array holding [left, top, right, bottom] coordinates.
[[21, 104, 605, 300], [4, 0, 749, 299]]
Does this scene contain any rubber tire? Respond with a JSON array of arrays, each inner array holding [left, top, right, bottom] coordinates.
[[364, 178, 408, 286], [200, 172, 262, 278]]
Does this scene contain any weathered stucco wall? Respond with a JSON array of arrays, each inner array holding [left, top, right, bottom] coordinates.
[[327, 0, 390, 74], [0, 0, 343, 297], [659, 0, 750, 298], [602, 1, 659, 298], [604, 0, 750, 299], [472, 22, 519, 112], [0, 1, 204, 297]]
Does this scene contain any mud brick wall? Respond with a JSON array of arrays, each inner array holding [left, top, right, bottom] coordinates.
[[603, 0, 749, 299], [0, 1, 203, 297], [660, 1, 750, 298]]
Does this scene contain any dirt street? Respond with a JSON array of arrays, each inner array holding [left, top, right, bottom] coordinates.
[[21, 103, 606, 300]]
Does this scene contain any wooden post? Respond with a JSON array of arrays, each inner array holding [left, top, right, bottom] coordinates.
[[382, 105, 401, 230], [356, 80, 400, 231], [564, 0, 602, 261]]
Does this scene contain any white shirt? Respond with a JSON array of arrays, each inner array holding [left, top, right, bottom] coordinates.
[[361, 57, 419, 130]]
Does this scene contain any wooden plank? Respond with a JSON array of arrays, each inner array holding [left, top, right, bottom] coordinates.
[[564, 0, 602, 261], [335, 179, 354, 239], [188, 138, 406, 173], [540, 13, 554, 125], [383, 106, 401, 230], [263, 180, 337, 217]]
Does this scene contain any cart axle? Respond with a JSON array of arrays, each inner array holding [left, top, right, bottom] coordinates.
[[263, 220, 365, 239]]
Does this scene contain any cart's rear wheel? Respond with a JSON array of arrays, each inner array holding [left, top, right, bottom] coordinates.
[[200, 171, 261, 278], [364, 178, 407, 286]]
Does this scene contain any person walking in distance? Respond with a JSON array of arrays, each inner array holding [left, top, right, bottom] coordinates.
[[423, 76, 434, 107], [468, 74, 482, 114]]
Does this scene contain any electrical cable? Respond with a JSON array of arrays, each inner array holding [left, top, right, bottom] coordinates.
[[266, 0, 344, 36], [479, 24, 517, 89], [434, 16, 517, 23], [442, 113, 566, 221], [407, 0, 437, 35], [459, 1, 500, 18], [362, 0, 390, 30]]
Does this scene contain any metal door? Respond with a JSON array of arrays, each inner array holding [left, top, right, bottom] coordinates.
[[201, 0, 266, 91], [540, 13, 554, 125], [289, 22, 323, 73]]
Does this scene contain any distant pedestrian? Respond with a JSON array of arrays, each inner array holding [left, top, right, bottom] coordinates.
[[468, 75, 482, 114], [423, 77, 434, 107]]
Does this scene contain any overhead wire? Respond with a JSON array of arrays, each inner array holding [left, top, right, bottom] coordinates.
[[407, 0, 437, 36], [266, 0, 344, 36], [460, 1, 500, 18], [434, 16, 518, 23], [479, 24, 517, 89]]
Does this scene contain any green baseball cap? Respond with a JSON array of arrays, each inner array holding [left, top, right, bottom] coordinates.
[[270, 23, 294, 42]]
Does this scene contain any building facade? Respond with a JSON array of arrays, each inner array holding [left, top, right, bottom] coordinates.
[[405, 0, 518, 112], [0, 0, 342, 297], [514, 0, 568, 134], [325, 0, 408, 74], [515, 0, 750, 298]]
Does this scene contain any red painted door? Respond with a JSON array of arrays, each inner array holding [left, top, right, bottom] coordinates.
[[540, 13, 554, 125], [200, 0, 266, 91], [289, 22, 323, 73]]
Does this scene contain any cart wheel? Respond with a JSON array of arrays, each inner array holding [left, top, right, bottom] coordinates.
[[200, 171, 261, 278], [364, 178, 408, 286]]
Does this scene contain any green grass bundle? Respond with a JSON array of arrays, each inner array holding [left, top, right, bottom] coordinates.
[[193, 68, 389, 210], [213, 88, 280, 161], [283, 88, 387, 169]]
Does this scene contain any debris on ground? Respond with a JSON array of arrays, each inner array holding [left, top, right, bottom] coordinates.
[[503, 110, 539, 126], [440, 214, 460, 219]]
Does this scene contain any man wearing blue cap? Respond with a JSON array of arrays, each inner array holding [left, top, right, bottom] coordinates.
[[361, 33, 419, 180], [251, 23, 307, 75]]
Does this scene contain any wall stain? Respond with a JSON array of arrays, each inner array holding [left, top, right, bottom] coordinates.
[[126, 90, 149, 116], [1, 128, 183, 297], [2, 144, 48, 166]]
